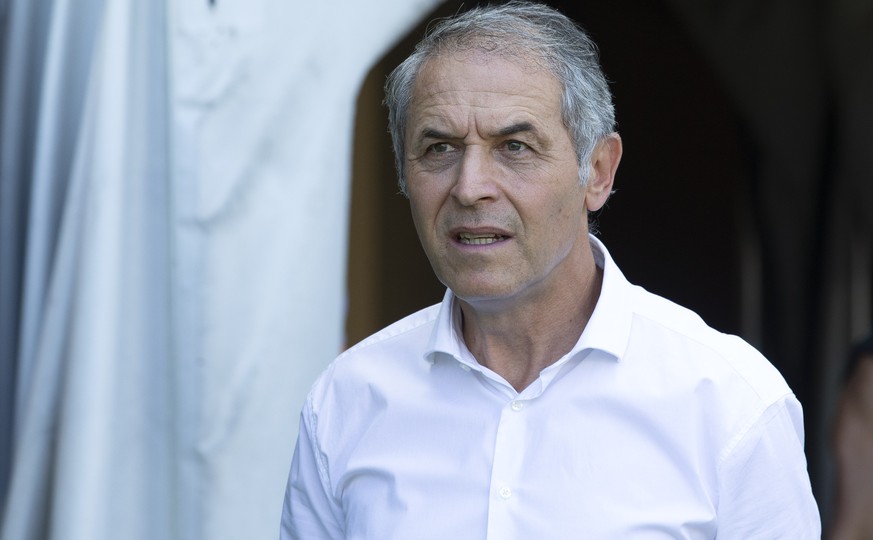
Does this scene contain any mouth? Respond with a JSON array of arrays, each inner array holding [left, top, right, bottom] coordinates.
[[457, 232, 509, 245]]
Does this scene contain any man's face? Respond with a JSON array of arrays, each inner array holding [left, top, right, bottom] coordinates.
[[405, 52, 597, 310]]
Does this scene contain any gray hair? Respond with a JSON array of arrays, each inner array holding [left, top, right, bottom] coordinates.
[[384, 1, 616, 196]]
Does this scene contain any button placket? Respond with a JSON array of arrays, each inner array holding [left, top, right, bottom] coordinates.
[[485, 398, 528, 538]]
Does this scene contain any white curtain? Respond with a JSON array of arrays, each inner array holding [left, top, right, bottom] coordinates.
[[0, 0, 441, 538]]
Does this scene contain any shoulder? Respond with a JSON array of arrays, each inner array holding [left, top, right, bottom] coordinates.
[[305, 302, 441, 409], [618, 286, 806, 472], [342, 302, 441, 360], [591, 237, 788, 405], [625, 284, 792, 408], [298, 302, 442, 463]]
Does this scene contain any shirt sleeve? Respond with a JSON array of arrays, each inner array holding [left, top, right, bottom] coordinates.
[[280, 398, 345, 540], [715, 394, 821, 539]]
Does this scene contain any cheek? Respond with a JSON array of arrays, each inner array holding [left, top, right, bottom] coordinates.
[[408, 172, 453, 220], [408, 191, 441, 239], [549, 189, 586, 225], [408, 198, 428, 236]]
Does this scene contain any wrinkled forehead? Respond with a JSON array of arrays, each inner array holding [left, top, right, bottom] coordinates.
[[409, 50, 562, 110], [411, 49, 557, 101], [403, 51, 568, 154], [424, 41, 552, 79]]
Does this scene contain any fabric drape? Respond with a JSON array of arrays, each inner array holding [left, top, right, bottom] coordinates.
[[0, 0, 441, 538]]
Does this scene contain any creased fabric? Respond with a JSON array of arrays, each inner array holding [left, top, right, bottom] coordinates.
[[1, 0, 441, 538]]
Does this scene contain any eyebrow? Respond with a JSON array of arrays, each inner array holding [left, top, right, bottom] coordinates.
[[420, 128, 453, 140], [495, 122, 536, 138], [419, 122, 538, 141]]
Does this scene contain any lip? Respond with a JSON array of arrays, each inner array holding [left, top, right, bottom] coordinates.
[[449, 227, 513, 247]]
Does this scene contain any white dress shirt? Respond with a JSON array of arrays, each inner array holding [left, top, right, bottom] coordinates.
[[281, 236, 821, 539]]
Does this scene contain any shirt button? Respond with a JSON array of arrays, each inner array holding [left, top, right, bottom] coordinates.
[[498, 486, 512, 499], [510, 400, 524, 412], [459, 363, 471, 372]]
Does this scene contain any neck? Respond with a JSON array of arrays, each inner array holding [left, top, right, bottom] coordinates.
[[459, 259, 603, 392]]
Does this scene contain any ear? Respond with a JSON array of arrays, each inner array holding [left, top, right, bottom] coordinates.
[[585, 133, 622, 212]]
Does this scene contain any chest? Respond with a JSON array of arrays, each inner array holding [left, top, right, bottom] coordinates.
[[331, 374, 719, 540]]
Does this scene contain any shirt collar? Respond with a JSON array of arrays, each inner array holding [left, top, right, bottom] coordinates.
[[573, 234, 633, 362], [423, 289, 469, 366], [424, 234, 634, 365]]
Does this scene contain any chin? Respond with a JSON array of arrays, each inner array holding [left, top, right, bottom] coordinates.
[[449, 283, 519, 305]]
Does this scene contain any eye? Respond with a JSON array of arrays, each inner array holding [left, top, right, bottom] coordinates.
[[428, 142, 454, 154], [504, 140, 529, 152]]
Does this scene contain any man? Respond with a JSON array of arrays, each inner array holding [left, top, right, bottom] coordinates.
[[281, 2, 820, 538]]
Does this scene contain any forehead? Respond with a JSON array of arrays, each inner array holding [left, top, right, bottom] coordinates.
[[408, 52, 564, 132]]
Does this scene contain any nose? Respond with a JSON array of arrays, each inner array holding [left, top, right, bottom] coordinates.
[[450, 146, 499, 206]]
